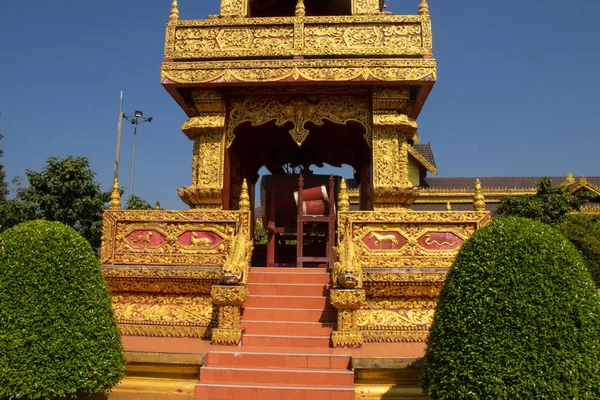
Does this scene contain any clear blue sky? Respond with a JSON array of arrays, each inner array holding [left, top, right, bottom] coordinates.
[[1, 0, 598, 210]]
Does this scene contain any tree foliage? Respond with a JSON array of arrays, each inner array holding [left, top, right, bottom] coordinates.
[[0, 134, 8, 201], [559, 214, 600, 287], [0, 220, 126, 399], [497, 177, 592, 225], [16, 156, 109, 248], [125, 194, 153, 210], [422, 217, 600, 399]]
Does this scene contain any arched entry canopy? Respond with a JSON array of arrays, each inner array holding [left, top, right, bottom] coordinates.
[[226, 115, 372, 211]]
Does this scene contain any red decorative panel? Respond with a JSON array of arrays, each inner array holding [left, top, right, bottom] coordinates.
[[418, 232, 463, 251], [362, 231, 407, 251], [178, 231, 223, 248], [126, 231, 165, 248]]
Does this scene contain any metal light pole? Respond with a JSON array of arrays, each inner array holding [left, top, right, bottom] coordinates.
[[123, 110, 152, 199]]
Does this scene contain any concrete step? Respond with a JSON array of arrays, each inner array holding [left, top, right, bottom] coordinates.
[[194, 382, 355, 400], [241, 320, 335, 336], [247, 283, 330, 296], [243, 294, 330, 309], [204, 351, 351, 370], [199, 366, 354, 386], [248, 270, 331, 284], [242, 307, 337, 323], [242, 334, 331, 348]]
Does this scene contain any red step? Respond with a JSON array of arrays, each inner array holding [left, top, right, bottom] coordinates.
[[248, 270, 331, 284], [247, 283, 330, 296], [241, 334, 331, 347], [243, 294, 330, 309], [242, 320, 335, 336], [200, 366, 354, 386], [204, 351, 351, 370], [242, 307, 336, 323], [194, 382, 355, 400]]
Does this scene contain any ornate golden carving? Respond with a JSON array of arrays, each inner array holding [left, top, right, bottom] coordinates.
[[418, 0, 430, 16], [227, 95, 371, 147], [164, 16, 433, 60], [373, 88, 412, 113], [363, 271, 448, 283], [333, 221, 363, 289], [161, 58, 437, 84], [109, 178, 121, 210], [365, 284, 442, 298], [220, 0, 247, 17], [239, 179, 250, 212], [295, 0, 306, 17], [106, 279, 213, 295], [178, 119, 225, 208], [112, 294, 213, 338], [362, 330, 428, 342], [118, 324, 210, 338], [211, 328, 243, 344], [211, 285, 248, 306], [357, 308, 434, 329], [352, 0, 380, 15], [221, 226, 253, 284], [332, 331, 364, 347], [473, 179, 486, 211], [100, 210, 241, 266], [330, 289, 366, 309], [102, 265, 221, 281], [169, 0, 179, 21]]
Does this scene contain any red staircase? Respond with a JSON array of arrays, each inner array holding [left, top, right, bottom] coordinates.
[[195, 267, 355, 400]]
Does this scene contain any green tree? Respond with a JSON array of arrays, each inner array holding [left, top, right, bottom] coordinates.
[[125, 194, 153, 210], [559, 213, 600, 287], [422, 217, 600, 399], [17, 156, 109, 249], [0, 220, 126, 399], [497, 177, 593, 225], [0, 134, 8, 201]]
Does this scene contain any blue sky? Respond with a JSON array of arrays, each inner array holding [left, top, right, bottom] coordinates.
[[0, 0, 598, 210]]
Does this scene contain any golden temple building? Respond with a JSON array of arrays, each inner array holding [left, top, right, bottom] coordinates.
[[96, 1, 597, 399]]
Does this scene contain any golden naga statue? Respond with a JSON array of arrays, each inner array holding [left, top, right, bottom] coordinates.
[[333, 226, 362, 289], [221, 229, 253, 285]]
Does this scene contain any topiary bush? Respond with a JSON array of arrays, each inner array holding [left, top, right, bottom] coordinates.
[[0, 220, 126, 399], [559, 213, 600, 288], [422, 216, 600, 399]]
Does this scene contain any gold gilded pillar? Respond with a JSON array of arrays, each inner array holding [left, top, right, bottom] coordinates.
[[220, 0, 247, 17], [372, 88, 419, 208], [330, 289, 365, 347], [178, 91, 226, 209], [211, 285, 247, 345]]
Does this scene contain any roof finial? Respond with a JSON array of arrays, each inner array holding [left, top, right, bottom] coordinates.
[[169, 0, 179, 21], [295, 0, 306, 17], [418, 0, 429, 15], [109, 178, 121, 210], [565, 172, 575, 186], [473, 179, 486, 212], [446, 201, 452, 211], [240, 179, 250, 212], [155, 201, 161, 210], [578, 175, 588, 186], [339, 179, 350, 212]]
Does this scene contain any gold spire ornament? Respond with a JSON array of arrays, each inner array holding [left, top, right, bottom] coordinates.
[[418, 0, 429, 15], [295, 0, 306, 17], [169, 0, 179, 21], [109, 178, 121, 210], [239, 179, 250, 212], [339, 178, 350, 212], [446, 201, 452, 211], [473, 179, 486, 211], [155, 201, 161, 210]]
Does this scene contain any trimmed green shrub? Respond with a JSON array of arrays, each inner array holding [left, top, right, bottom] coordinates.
[[422, 216, 600, 399], [0, 220, 126, 399], [559, 214, 600, 288]]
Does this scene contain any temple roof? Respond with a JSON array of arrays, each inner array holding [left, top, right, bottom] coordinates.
[[412, 143, 437, 171], [421, 176, 600, 191]]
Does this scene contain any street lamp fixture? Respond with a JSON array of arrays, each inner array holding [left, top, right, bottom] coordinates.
[[123, 110, 153, 199]]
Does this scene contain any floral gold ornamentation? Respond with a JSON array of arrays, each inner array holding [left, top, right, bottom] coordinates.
[[211, 328, 243, 345], [362, 330, 428, 343], [220, 0, 247, 17], [330, 289, 366, 309], [332, 331, 364, 348], [227, 95, 371, 147], [211, 285, 248, 306]]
